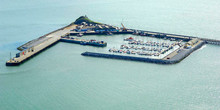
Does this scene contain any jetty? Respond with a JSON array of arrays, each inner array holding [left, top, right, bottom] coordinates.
[[6, 24, 77, 66], [6, 16, 220, 66], [60, 36, 107, 47]]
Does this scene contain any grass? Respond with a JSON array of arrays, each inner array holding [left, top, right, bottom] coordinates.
[[72, 16, 102, 25]]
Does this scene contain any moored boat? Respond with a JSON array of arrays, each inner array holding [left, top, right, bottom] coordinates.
[[77, 33, 83, 37]]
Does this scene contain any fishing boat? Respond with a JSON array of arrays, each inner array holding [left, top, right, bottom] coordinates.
[[124, 37, 134, 41]]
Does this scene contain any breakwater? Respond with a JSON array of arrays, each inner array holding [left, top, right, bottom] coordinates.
[[17, 24, 74, 51], [69, 31, 133, 36], [81, 52, 174, 64], [6, 37, 60, 66], [131, 29, 192, 41], [6, 24, 77, 66], [165, 40, 205, 62], [131, 29, 220, 45]]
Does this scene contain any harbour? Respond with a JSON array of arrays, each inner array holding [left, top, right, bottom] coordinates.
[[2, 0, 220, 109], [5, 16, 220, 66]]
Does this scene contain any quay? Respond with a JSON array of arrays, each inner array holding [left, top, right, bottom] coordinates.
[[69, 31, 133, 36], [60, 37, 107, 47], [131, 29, 193, 41], [6, 24, 77, 66], [132, 29, 220, 46], [6, 16, 220, 66], [17, 24, 75, 51]]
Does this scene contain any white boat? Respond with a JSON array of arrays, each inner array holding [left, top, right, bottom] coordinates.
[[77, 33, 83, 37]]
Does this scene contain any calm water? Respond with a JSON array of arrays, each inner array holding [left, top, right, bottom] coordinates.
[[1, 0, 220, 110]]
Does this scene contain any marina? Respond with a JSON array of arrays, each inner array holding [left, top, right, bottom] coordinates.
[[5, 16, 220, 66], [108, 37, 182, 59], [2, 1, 220, 110], [82, 38, 205, 64]]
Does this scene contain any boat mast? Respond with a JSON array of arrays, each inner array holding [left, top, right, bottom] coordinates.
[[9, 52, 12, 61]]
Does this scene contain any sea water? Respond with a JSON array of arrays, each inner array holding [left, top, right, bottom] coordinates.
[[1, 0, 220, 110]]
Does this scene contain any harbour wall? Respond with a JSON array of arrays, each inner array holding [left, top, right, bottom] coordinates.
[[6, 37, 60, 66], [17, 24, 73, 51], [133, 29, 220, 45], [81, 52, 175, 64], [70, 31, 133, 36], [166, 40, 205, 63]]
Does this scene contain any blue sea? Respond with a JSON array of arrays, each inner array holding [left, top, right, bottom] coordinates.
[[1, 0, 220, 110]]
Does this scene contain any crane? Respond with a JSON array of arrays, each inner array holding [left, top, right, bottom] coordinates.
[[121, 23, 127, 31]]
